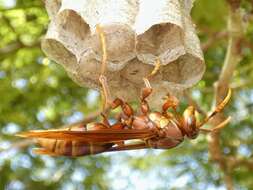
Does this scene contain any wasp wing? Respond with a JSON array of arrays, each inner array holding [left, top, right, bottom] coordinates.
[[16, 128, 156, 143]]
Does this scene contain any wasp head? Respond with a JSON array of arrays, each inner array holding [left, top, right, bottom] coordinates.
[[182, 106, 198, 139]]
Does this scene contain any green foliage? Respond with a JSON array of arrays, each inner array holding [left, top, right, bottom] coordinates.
[[0, 0, 253, 189]]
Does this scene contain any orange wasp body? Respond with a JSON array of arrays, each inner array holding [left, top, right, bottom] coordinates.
[[17, 87, 231, 157], [17, 25, 232, 157]]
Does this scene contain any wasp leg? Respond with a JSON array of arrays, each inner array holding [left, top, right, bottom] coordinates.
[[96, 24, 112, 113], [140, 59, 160, 115], [99, 75, 134, 126], [112, 97, 140, 128], [96, 24, 107, 76], [108, 142, 149, 152], [99, 75, 112, 112], [100, 112, 126, 130], [162, 94, 179, 114], [100, 113, 110, 128], [67, 25, 110, 132], [110, 98, 134, 117], [140, 80, 152, 115]]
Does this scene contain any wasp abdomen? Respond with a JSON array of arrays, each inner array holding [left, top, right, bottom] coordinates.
[[37, 138, 113, 156]]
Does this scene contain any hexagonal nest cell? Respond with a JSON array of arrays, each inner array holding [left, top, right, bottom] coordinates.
[[42, 0, 205, 108]]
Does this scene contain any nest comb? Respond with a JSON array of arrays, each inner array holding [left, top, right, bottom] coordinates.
[[42, 0, 205, 108]]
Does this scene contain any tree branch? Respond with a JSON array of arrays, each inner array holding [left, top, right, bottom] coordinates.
[[228, 157, 253, 171], [208, 2, 244, 190], [201, 31, 228, 52]]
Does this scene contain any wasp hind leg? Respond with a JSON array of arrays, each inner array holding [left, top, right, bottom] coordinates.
[[140, 59, 161, 115], [96, 24, 112, 113], [162, 95, 179, 114], [108, 142, 149, 152], [140, 79, 152, 115]]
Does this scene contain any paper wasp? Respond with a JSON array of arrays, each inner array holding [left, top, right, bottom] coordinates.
[[16, 25, 232, 157]]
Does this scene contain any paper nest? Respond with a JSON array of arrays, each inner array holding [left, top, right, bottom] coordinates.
[[42, 0, 205, 108]]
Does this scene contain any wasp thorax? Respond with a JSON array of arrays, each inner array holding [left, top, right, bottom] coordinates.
[[148, 112, 169, 129]]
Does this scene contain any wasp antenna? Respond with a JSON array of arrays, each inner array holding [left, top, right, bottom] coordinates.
[[197, 88, 232, 128], [200, 116, 231, 133], [211, 116, 231, 132]]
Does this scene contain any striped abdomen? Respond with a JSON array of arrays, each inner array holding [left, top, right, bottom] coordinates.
[[35, 123, 113, 156], [36, 138, 113, 156]]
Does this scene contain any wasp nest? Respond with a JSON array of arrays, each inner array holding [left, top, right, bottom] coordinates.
[[42, 0, 204, 108]]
